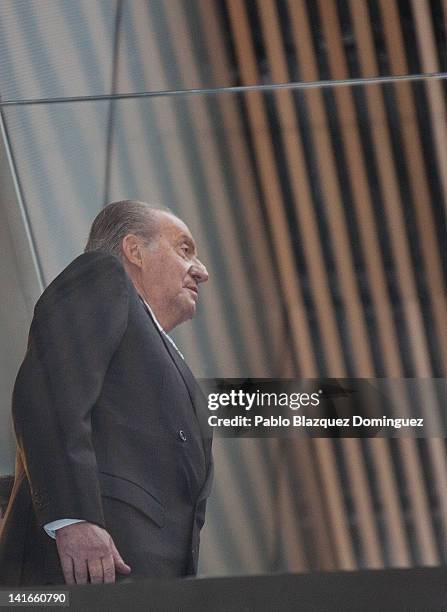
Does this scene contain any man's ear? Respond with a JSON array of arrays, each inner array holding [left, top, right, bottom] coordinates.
[[121, 234, 144, 268]]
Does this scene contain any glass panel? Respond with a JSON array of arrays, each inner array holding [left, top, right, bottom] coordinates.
[[2, 78, 446, 380], [2, 78, 447, 574], [1, 0, 446, 100]]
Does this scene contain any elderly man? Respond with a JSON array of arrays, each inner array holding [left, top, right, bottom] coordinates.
[[0, 200, 213, 586]]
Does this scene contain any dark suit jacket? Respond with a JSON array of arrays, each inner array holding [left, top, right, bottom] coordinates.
[[0, 251, 213, 586]]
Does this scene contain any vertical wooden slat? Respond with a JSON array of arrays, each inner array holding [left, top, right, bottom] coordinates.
[[270, 440, 308, 572], [378, 0, 447, 554], [349, 0, 446, 470], [234, 0, 362, 568], [285, 0, 374, 376], [226, 0, 357, 568], [239, 439, 282, 567], [311, 437, 356, 569], [379, 0, 447, 372], [288, 438, 337, 570], [256, 0, 381, 570], [347, 0, 435, 378], [317, 0, 438, 566], [348, 2, 445, 567], [337, 438, 383, 567], [255, 0, 344, 374], [194, 0, 287, 376], [228, 0, 342, 568], [225, 0, 317, 376], [317, 0, 402, 376], [367, 438, 411, 566], [286, 0, 409, 568], [411, 0, 447, 219]]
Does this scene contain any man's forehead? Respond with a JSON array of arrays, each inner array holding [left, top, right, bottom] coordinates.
[[156, 211, 195, 242]]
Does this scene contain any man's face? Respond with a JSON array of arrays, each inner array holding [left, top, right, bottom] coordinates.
[[137, 212, 208, 332]]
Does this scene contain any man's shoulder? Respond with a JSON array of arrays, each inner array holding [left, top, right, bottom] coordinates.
[[35, 251, 128, 312]]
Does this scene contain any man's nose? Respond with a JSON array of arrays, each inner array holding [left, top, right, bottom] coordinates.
[[191, 258, 209, 283]]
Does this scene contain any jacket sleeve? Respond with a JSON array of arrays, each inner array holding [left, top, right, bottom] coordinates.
[[12, 252, 129, 529]]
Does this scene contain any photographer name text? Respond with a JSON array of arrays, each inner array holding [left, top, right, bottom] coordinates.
[[207, 415, 424, 429]]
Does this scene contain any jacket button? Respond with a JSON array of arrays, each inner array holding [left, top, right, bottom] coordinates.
[[179, 430, 187, 442]]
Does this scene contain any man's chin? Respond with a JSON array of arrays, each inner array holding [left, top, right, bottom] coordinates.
[[187, 302, 197, 319], [178, 301, 196, 324]]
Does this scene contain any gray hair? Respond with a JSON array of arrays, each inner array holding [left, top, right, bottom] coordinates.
[[84, 200, 174, 257]]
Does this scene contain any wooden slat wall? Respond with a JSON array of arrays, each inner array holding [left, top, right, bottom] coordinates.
[[1, 0, 446, 575], [198, 0, 447, 573]]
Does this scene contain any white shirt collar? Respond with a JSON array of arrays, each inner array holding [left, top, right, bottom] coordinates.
[[141, 297, 164, 333], [140, 296, 184, 360]]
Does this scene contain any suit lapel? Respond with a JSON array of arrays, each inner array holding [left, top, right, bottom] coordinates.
[[139, 299, 212, 465], [158, 328, 212, 461]]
